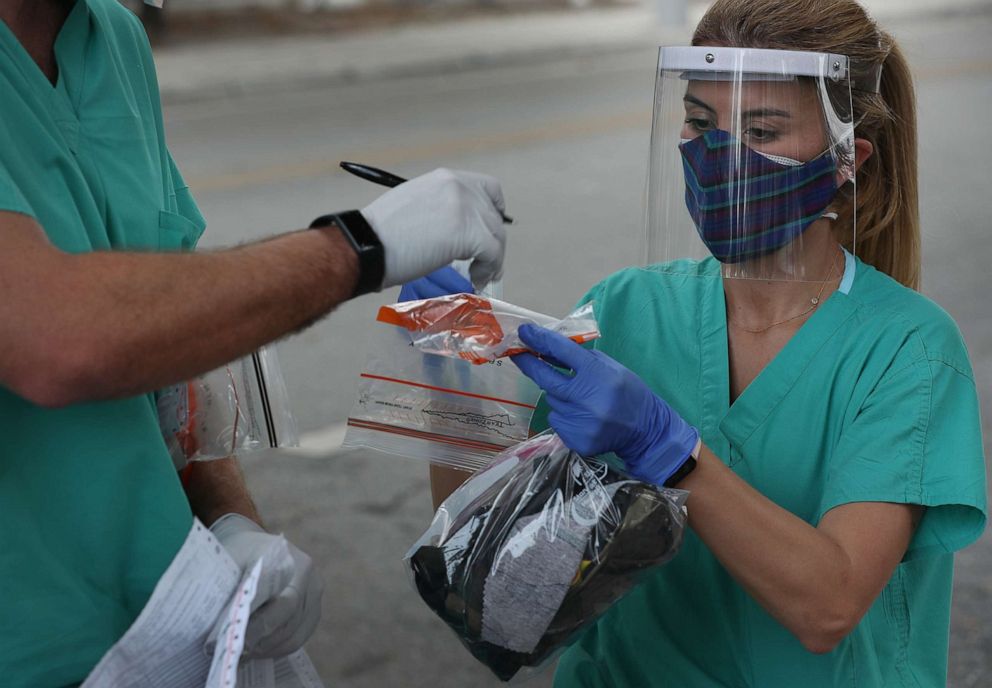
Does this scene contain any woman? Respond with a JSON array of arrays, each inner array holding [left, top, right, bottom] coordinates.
[[418, 0, 987, 685]]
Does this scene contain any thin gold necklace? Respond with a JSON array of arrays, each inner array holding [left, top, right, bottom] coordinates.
[[728, 256, 841, 334]]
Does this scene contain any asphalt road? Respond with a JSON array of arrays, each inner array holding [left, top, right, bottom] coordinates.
[[161, 11, 992, 687]]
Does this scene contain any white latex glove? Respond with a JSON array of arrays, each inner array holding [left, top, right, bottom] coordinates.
[[360, 168, 507, 291], [209, 514, 323, 658]]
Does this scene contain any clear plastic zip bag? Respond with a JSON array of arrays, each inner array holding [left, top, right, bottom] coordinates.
[[342, 320, 538, 472], [405, 431, 688, 682], [156, 346, 299, 468], [377, 295, 598, 364], [342, 297, 599, 472]]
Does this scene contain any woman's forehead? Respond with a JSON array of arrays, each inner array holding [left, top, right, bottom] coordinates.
[[684, 79, 820, 113]]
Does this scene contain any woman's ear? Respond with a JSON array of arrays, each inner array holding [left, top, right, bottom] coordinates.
[[853, 137, 874, 173]]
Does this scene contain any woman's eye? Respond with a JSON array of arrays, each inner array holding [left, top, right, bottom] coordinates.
[[743, 127, 777, 143], [685, 117, 714, 133]]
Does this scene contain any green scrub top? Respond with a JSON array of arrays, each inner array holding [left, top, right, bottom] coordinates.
[[0, 1, 206, 685], [534, 257, 987, 688]]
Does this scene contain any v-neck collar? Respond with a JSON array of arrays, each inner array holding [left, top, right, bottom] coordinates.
[[0, 1, 87, 114], [701, 260, 861, 452], [53, 0, 90, 115]]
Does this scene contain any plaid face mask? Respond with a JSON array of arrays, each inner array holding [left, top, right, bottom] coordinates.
[[679, 129, 838, 263]]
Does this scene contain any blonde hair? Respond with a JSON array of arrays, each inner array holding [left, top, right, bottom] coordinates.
[[693, 0, 921, 289]]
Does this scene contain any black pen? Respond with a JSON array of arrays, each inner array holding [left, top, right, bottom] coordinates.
[[340, 161, 514, 224]]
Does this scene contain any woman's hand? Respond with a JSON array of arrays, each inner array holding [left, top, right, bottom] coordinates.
[[511, 324, 698, 486], [398, 265, 474, 302]]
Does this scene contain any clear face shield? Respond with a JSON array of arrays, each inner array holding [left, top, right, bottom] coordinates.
[[646, 47, 857, 281]]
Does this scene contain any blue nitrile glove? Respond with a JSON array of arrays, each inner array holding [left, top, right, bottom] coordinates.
[[511, 324, 699, 486], [398, 265, 474, 302]]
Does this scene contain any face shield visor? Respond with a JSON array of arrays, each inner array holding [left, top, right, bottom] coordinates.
[[646, 46, 857, 281]]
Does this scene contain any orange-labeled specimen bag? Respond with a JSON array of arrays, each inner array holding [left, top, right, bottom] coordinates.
[[377, 295, 599, 364]]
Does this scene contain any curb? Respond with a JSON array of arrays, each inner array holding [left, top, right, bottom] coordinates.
[[293, 422, 350, 458]]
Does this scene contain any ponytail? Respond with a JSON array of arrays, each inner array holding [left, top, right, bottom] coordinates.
[[851, 38, 921, 289]]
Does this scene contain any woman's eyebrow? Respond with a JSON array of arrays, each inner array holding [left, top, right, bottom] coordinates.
[[683, 94, 716, 112], [742, 108, 792, 119], [683, 95, 791, 120]]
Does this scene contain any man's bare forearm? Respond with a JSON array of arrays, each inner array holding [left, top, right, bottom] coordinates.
[[183, 456, 262, 527], [1, 216, 358, 405]]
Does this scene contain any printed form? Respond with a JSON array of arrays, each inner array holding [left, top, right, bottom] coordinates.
[[82, 519, 325, 688]]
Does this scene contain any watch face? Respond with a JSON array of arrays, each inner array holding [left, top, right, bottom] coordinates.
[[339, 212, 382, 247], [331, 211, 385, 296]]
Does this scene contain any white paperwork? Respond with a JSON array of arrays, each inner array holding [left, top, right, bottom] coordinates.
[[207, 556, 263, 688], [82, 519, 325, 688]]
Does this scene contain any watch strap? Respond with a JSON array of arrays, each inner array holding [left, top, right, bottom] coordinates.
[[309, 210, 385, 298], [663, 438, 701, 488]]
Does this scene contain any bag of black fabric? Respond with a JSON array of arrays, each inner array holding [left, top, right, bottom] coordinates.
[[405, 431, 688, 682]]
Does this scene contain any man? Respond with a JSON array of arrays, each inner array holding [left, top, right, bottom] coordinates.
[[0, 0, 508, 685]]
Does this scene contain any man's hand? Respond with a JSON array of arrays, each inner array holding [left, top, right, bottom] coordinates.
[[209, 514, 323, 659], [361, 168, 507, 291]]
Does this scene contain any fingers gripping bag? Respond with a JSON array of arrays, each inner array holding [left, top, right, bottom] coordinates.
[[155, 346, 299, 469], [405, 431, 688, 682], [342, 295, 599, 472]]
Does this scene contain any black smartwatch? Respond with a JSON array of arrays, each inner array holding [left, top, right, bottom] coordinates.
[[663, 441, 700, 488], [309, 210, 385, 298]]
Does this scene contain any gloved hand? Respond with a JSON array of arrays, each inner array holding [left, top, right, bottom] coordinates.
[[398, 265, 475, 303], [361, 168, 507, 291], [511, 324, 699, 486], [209, 514, 323, 658]]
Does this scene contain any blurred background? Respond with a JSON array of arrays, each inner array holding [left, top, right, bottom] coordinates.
[[144, 0, 991, 685]]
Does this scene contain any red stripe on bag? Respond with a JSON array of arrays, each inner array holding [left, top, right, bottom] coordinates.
[[358, 373, 537, 409], [346, 418, 514, 453]]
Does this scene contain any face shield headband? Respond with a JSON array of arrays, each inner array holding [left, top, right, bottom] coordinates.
[[678, 128, 840, 264]]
